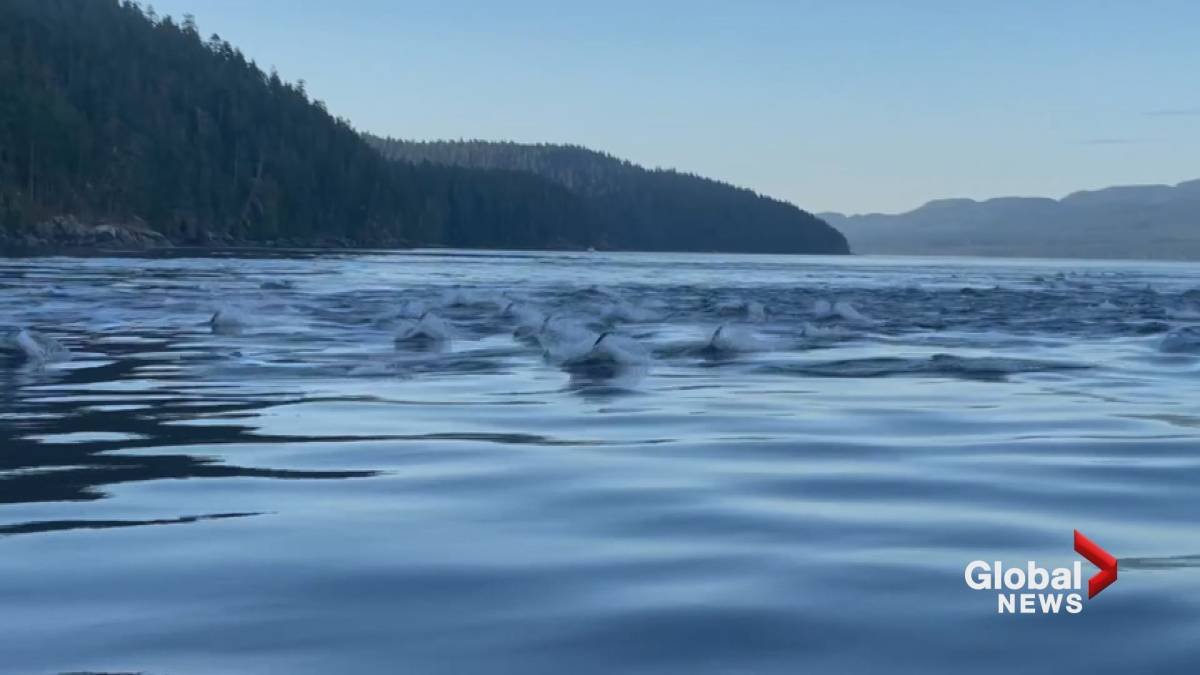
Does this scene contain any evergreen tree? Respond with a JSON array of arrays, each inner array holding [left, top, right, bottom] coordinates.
[[0, 0, 847, 255], [0, 0, 588, 250], [368, 138, 849, 254]]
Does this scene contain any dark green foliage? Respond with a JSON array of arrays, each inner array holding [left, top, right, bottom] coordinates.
[[0, 0, 846, 254], [0, 0, 588, 249], [368, 139, 850, 254]]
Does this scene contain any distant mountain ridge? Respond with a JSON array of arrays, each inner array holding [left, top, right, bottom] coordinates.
[[368, 138, 850, 255], [820, 179, 1200, 260]]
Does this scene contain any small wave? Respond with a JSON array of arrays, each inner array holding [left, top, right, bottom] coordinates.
[[1167, 305, 1200, 321], [600, 298, 657, 323], [762, 353, 1086, 380], [346, 361, 412, 377], [512, 310, 554, 344], [210, 306, 250, 335], [438, 287, 506, 310], [1160, 327, 1200, 354], [573, 284, 624, 302], [372, 299, 431, 328], [714, 299, 767, 323], [924, 353, 1085, 378], [801, 322, 857, 340], [536, 317, 598, 362], [396, 299, 431, 318], [395, 312, 452, 349], [1128, 321, 1172, 335]]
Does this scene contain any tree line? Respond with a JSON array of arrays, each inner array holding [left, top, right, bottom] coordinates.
[[0, 0, 591, 249], [0, 0, 847, 255], [370, 139, 849, 254]]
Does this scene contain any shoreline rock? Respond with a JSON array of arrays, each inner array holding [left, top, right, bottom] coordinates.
[[1, 215, 172, 254], [0, 215, 423, 256]]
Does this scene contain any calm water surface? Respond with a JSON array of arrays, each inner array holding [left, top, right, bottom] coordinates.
[[2, 250, 1199, 674]]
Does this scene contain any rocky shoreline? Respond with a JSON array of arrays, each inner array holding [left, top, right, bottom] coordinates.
[[0, 216, 172, 255], [0, 216, 407, 256]]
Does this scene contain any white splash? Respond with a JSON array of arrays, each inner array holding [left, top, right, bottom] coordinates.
[[812, 299, 836, 320], [559, 331, 651, 379], [707, 324, 766, 353], [395, 312, 452, 348], [813, 299, 877, 325], [397, 299, 430, 318], [537, 318, 600, 363], [4, 329, 71, 364], [833, 300, 877, 325]]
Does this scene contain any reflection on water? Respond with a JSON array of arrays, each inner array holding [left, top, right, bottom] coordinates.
[[0, 511, 262, 536], [1, 250, 1199, 674], [1121, 555, 1200, 570], [1, 359, 377, 507]]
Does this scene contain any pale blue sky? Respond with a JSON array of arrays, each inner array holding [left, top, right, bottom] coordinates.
[[148, 0, 1200, 213]]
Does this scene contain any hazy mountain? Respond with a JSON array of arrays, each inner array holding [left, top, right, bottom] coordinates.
[[821, 180, 1200, 260], [368, 139, 850, 255]]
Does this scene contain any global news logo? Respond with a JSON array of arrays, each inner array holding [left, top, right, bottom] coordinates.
[[964, 530, 1118, 614]]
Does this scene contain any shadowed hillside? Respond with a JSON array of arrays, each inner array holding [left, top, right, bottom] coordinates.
[[369, 139, 850, 254], [0, 0, 592, 251], [0, 0, 847, 255]]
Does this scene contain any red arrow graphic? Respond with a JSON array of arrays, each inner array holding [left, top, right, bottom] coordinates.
[[1074, 529, 1118, 599]]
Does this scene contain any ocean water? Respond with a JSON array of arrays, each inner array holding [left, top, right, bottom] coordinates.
[[1, 250, 1199, 674]]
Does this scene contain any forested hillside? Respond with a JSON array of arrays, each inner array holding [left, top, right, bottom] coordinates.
[[0, 0, 847, 255], [370, 139, 850, 254], [0, 0, 589, 250]]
